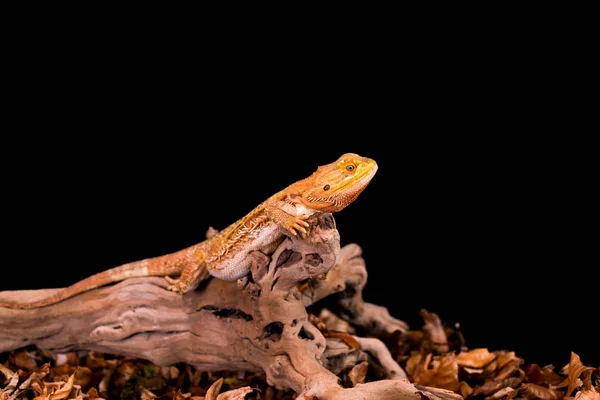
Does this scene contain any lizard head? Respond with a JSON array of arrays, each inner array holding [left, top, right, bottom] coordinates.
[[299, 153, 378, 213]]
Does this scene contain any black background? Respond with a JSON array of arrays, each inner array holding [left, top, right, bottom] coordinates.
[[1, 30, 597, 368]]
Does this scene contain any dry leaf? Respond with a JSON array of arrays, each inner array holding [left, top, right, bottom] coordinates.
[[457, 348, 497, 368], [205, 378, 224, 400], [524, 364, 545, 385], [474, 380, 505, 396], [216, 386, 254, 399], [72, 366, 93, 390], [173, 389, 192, 400], [0, 364, 18, 395], [495, 352, 517, 369], [574, 389, 600, 400], [459, 381, 473, 398], [17, 363, 51, 396], [494, 359, 522, 381], [29, 377, 45, 396], [542, 366, 566, 386], [463, 367, 484, 374], [84, 351, 105, 370], [581, 368, 595, 391], [140, 388, 158, 400], [485, 387, 518, 399], [32, 385, 49, 400], [554, 352, 594, 397], [13, 349, 38, 371], [420, 309, 449, 353], [519, 383, 564, 400], [49, 373, 75, 400], [325, 331, 359, 349], [348, 361, 368, 386], [0, 364, 16, 379], [405, 352, 423, 376], [86, 387, 102, 399], [412, 353, 459, 391], [97, 365, 112, 395], [473, 375, 524, 397]]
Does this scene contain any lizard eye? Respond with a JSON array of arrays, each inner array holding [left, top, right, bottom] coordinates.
[[346, 165, 355, 172], [323, 184, 330, 191]]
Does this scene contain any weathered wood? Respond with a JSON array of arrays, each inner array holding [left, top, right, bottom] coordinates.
[[0, 214, 461, 399]]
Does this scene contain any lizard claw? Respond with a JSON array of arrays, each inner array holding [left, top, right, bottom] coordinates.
[[286, 215, 311, 237], [165, 276, 187, 294]]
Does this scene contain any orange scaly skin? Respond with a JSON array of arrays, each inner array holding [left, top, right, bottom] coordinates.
[[0, 153, 378, 309]]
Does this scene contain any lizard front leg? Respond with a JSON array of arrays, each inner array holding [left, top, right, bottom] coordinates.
[[265, 201, 311, 236]]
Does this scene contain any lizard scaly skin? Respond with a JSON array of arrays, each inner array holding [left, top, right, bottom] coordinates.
[[1, 153, 378, 309]]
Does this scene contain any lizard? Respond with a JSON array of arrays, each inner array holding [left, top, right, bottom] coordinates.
[[0, 153, 378, 309]]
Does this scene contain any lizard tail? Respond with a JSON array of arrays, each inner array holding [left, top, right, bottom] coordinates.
[[0, 256, 181, 309]]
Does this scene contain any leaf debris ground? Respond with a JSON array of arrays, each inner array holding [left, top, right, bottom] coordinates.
[[1, 309, 598, 399]]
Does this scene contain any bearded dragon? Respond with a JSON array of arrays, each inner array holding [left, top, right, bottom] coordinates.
[[1, 153, 378, 309]]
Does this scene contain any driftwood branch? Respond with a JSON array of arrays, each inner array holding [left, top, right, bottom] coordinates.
[[0, 214, 460, 400]]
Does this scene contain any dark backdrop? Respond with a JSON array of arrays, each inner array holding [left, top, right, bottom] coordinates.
[[2, 132, 596, 367], [0, 35, 596, 367]]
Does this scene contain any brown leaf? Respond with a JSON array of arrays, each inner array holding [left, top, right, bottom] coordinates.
[[495, 352, 517, 369], [172, 389, 191, 400], [216, 386, 254, 399], [525, 364, 545, 385], [542, 366, 565, 386], [459, 381, 473, 398], [406, 352, 423, 376], [140, 388, 158, 400], [485, 387, 518, 399], [348, 361, 368, 386], [32, 385, 49, 400], [494, 360, 522, 381], [573, 389, 600, 400], [29, 377, 44, 396], [412, 353, 459, 391], [485, 360, 499, 377], [325, 331, 359, 349], [13, 349, 38, 371], [554, 352, 594, 397], [84, 351, 106, 370], [73, 366, 93, 390], [474, 380, 504, 396], [0, 364, 18, 395], [17, 363, 51, 396], [457, 348, 497, 368], [413, 384, 464, 400], [420, 309, 449, 353], [463, 367, 484, 375], [205, 378, 224, 400], [519, 383, 564, 400], [581, 368, 595, 391], [473, 375, 524, 397], [49, 373, 75, 400], [86, 387, 101, 400]]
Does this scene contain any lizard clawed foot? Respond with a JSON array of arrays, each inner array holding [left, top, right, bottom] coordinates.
[[285, 214, 311, 237], [164, 276, 189, 294]]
